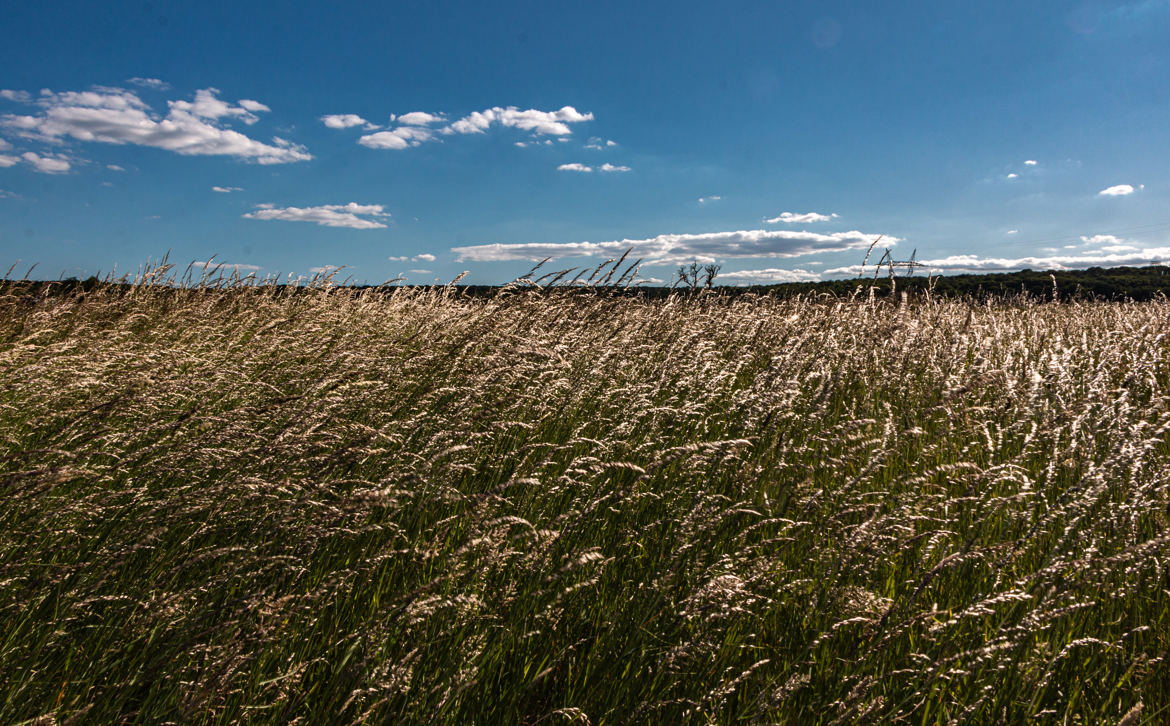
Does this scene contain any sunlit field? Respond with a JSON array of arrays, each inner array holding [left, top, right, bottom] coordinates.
[[1, 268, 1167, 724]]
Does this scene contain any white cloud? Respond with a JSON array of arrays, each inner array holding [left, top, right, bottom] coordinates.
[[0, 90, 33, 103], [0, 154, 17, 167], [719, 268, 822, 283], [584, 137, 618, 150], [396, 111, 444, 126], [321, 113, 372, 129], [1081, 234, 1124, 246], [824, 249, 1170, 276], [413, 253, 436, 262], [243, 202, 389, 229], [1006, 173, 1019, 179], [1, 86, 310, 164], [599, 163, 630, 172], [1024, 159, 1038, 165], [21, 151, 71, 174], [558, 163, 593, 172], [388, 256, 408, 262], [0, 188, 17, 198], [408, 269, 433, 275], [127, 77, 170, 90], [168, 88, 267, 125], [310, 265, 345, 274], [358, 126, 434, 149], [238, 99, 269, 113], [0, 137, 10, 150], [1099, 184, 1136, 196], [764, 212, 837, 224], [211, 185, 243, 193], [1006, 229, 1018, 235], [698, 196, 722, 204], [107, 163, 125, 171], [191, 261, 261, 272], [453, 228, 895, 265], [444, 105, 592, 136]]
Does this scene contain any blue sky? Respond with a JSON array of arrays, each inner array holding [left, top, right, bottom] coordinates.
[[2, 0, 1169, 285]]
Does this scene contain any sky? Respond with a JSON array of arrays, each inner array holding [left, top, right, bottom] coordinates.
[[1, 0, 1169, 286]]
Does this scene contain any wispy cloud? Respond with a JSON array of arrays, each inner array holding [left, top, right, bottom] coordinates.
[[1, 86, 310, 164], [1098, 184, 1139, 196], [310, 264, 346, 274], [584, 137, 618, 150], [321, 113, 373, 129], [106, 163, 125, 171], [191, 261, 262, 273], [453, 228, 894, 264], [764, 212, 837, 224], [388, 253, 436, 262], [558, 162, 629, 173], [698, 196, 722, 204], [211, 185, 243, 193], [243, 202, 389, 229], [719, 268, 821, 284], [127, 77, 170, 90], [0, 154, 17, 167]]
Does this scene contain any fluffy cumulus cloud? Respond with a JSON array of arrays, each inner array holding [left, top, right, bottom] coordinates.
[[321, 114, 372, 129], [558, 162, 629, 173], [718, 268, 822, 284], [453, 228, 894, 265], [341, 105, 592, 151], [824, 247, 1170, 276], [243, 202, 389, 229], [445, 105, 592, 136], [765, 212, 838, 224], [0, 86, 310, 164], [395, 111, 444, 126], [1099, 184, 1137, 196], [358, 126, 434, 149], [21, 151, 71, 174]]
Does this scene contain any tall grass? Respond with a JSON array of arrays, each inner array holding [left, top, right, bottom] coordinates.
[[0, 269, 1167, 723]]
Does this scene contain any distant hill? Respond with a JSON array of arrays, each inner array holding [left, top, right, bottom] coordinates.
[[725, 264, 1170, 301], [7, 264, 1170, 301]]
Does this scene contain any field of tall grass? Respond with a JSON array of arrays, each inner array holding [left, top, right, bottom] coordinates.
[[1, 267, 1167, 724]]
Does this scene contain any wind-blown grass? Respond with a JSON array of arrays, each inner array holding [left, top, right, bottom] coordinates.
[[1, 273, 1167, 723]]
